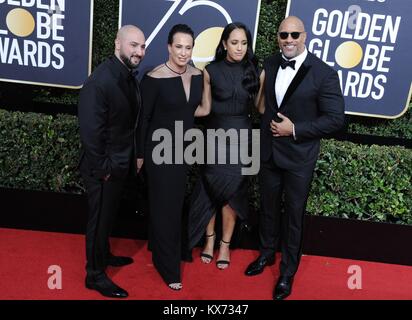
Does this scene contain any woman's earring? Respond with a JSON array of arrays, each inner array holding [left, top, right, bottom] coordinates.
[[224, 47, 227, 51]]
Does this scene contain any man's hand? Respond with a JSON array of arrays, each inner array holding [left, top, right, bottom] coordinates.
[[136, 158, 144, 173], [103, 174, 111, 182], [271, 113, 294, 137]]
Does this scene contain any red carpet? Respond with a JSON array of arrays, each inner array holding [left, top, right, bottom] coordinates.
[[1, 228, 411, 300]]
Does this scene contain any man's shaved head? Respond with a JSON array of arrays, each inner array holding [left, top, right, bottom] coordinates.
[[116, 25, 144, 42], [279, 16, 305, 32]]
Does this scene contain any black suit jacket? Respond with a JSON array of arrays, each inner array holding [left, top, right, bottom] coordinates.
[[78, 56, 142, 180], [260, 52, 345, 170]]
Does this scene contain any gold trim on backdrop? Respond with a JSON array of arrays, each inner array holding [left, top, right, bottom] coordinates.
[[88, 0, 94, 78], [286, 0, 292, 18], [253, 0, 262, 51], [118, 0, 123, 29]]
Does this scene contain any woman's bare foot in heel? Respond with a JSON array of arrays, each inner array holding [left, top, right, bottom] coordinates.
[[200, 233, 215, 264], [216, 239, 230, 270]]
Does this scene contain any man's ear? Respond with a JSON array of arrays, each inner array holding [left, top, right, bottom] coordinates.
[[302, 32, 307, 43], [115, 39, 120, 51]]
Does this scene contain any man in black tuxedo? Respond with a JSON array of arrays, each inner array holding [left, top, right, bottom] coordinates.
[[245, 16, 345, 300], [78, 25, 146, 298]]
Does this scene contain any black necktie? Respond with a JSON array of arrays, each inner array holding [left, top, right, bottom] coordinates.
[[280, 58, 296, 70]]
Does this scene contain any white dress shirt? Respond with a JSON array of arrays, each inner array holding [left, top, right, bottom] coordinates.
[[274, 48, 308, 140], [275, 47, 308, 107]]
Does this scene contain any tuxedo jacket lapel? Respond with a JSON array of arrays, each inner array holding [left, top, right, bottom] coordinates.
[[267, 55, 281, 110], [279, 57, 312, 110]]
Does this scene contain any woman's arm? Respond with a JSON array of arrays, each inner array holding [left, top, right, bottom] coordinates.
[[255, 69, 265, 114], [194, 68, 212, 117]]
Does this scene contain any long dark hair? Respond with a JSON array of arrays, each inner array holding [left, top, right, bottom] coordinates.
[[214, 22, 259, 99]]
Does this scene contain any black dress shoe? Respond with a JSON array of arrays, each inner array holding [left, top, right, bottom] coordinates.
[[107, 255, 134, 267], [85, 273, 128, 298], [273, 276, 294, 300], [244, 255, 275, 276]]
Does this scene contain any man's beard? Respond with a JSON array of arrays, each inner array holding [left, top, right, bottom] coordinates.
[[120, 53, 140, 69]]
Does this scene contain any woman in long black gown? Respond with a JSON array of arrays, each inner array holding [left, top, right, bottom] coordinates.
[[139, 24, 210, 290], [188, 22, 262, 269]]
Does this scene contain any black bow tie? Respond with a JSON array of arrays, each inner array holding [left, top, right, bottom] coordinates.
[[280, 58, 296, 70]]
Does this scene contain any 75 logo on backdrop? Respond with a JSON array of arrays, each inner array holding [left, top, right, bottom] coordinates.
[[119, 0, 261, 72]]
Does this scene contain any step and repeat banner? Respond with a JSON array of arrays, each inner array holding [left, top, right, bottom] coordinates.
[[1, 0, 411, 118], [119, 0, 262, 73], [0, 0, 93, 88], [288, 0, 412, 118]]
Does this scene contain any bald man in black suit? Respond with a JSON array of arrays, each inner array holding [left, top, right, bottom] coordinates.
[[78, 25, 146, 298], [245, 16, 345, 300]]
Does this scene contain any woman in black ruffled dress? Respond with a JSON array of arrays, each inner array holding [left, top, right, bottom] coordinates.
[[188, 22, 261, 269]]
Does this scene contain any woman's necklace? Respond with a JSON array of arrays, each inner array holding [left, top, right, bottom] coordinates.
[[165, 62, 187, 75]]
